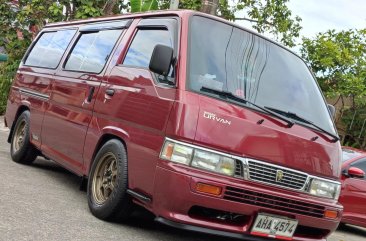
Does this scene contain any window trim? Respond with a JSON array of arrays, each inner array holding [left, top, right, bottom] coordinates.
[[22, 28, 78, 70], [79, 19, 132, 33], [62, 28, 125, 75]]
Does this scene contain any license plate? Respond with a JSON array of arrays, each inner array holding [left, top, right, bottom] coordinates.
[[251, 213, 298, 240]]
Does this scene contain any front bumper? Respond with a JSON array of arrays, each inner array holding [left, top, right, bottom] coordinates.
[[152, 165, 342, 241], [156, 217, 274, 241]]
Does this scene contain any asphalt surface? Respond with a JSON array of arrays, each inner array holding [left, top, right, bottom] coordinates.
[[0, 117, 365, 241]]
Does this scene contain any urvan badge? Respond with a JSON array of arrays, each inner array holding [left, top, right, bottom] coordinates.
[[203, 111, 231, 125]]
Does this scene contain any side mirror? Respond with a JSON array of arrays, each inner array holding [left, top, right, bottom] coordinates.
[[347, 167, 365, 179], [327, 104, 336, 120], [149, 44, 173, 77]]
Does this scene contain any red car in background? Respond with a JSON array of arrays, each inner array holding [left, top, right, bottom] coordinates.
[[340, 147, 366, 228]]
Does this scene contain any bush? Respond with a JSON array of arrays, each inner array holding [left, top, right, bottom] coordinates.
[[0, 64, 15, 115]]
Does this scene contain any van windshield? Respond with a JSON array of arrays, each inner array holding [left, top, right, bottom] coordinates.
[[188, 16, 336, 135]]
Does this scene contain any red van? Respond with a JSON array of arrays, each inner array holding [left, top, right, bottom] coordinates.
[[5, 10, 342, 241]]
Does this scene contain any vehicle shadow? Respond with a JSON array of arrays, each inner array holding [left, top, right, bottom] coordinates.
[[338, 223, 366, 237], [29, 157, 229, 241]]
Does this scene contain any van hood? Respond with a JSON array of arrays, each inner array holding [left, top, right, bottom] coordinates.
[[193, 96, 341, 179]]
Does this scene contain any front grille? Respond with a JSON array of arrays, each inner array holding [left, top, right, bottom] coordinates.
[[224, 186, 325, 218], [234, 160, 243, 176], [247, 160, 307, 190]]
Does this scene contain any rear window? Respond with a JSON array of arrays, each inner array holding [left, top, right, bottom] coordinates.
[[25, 29, 76, 68], [64, 29, 122, 73]]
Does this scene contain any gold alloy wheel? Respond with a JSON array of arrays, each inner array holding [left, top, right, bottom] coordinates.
[[12, 119, 26, 152], [92, 152, 118, 205]]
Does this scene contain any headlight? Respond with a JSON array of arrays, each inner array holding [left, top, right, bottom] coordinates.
[[160, 140, 236, 176], [160, 141, 193, 165], [309, 178, 341, 200]]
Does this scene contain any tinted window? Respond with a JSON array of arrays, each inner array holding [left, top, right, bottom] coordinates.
[[189, 16, 336, 135], [342, 148, 363, 162], [25, 29, 76, 68], [65, 29, 122, 73], [352, 159, 366, 179], [123, 29, 173, 68]]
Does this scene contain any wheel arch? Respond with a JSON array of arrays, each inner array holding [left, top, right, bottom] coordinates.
[[7, 105, 30, 143], [86, 132, 128, 177]]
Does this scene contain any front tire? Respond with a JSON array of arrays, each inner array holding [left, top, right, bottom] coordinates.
[[10, 111, 38, 164], [87, 139, 132, 221]]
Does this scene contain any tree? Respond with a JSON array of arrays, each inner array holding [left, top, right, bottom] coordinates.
[[301, 29, 366, 148], [130, 0, 158, 12], [177, 0, 302, 47], [233, 0, 302, 47]]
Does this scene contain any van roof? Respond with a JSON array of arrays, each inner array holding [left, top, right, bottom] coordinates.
[[44, 10, 300, 60], [44, 10, 191, 28]]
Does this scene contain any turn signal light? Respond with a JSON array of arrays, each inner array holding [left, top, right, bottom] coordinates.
[[324, 210, 338, 219], [195, 183, 222, 196]]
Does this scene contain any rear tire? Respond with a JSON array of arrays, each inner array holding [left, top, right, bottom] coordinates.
[[10, 111, 38, 164], [87, 139, 132, 221]]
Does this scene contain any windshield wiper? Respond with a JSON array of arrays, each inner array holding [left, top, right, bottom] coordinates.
[[200, 86, 294, 127], [264, 106, 339, 142]]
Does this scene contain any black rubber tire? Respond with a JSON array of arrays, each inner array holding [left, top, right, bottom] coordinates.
[[87, 139, 132, 221], [10, 111, 38, 164]]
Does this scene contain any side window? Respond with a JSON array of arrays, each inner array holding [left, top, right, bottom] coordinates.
[[123, 29, 173, 68], [25, 29, 76, 68], [351, 159, 366, 179], [64, 29, 122, 73]]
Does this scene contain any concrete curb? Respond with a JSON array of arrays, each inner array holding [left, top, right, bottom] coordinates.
[[0, 116, 9, 132]]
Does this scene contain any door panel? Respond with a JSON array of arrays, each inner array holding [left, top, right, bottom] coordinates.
[[40, 28, 124, 174], [15, 68, 52, 149], [41, 74, 100, 173], [93, 66, 176, 196], [341, 177, 366, 224], [340, 159, 366, 225]]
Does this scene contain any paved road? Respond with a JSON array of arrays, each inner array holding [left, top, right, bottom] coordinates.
[[0, 117, 365, 241]]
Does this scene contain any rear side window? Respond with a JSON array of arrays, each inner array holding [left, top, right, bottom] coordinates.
[[123, 29, 173, 68], [25, 29, 76, 68], [64, 29, 122, 73]]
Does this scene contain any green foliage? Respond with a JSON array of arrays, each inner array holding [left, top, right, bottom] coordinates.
[[130, 0, 159, 12], [301, 29, 366, 104], [160, 0, 301, 47], [340, 109, 366, 149], [301, 29, 366, 148], [234, 0, 302, 47]]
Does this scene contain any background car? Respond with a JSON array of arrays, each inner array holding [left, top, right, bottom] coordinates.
[[339, 147, 366, 228]]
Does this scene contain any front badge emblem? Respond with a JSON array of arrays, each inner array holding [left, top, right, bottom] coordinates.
[[276, 170, 284, 182]]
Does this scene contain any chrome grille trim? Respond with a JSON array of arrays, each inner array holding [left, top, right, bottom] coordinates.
[[236, 158, 310, 191]]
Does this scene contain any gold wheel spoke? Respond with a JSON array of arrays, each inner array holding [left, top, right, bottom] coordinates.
[[92, 152, 118, 205]]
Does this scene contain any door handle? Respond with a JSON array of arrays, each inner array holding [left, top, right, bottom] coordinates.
[[87, 86, 95, 102], [105, 88, 115, 97]]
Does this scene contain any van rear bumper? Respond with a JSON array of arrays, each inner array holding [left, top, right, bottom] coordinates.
[[152, 166, 341, 241]]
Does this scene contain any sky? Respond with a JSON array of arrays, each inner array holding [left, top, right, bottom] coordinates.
[[287, 0, 366, 38], [235, 0, 366, 50]]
